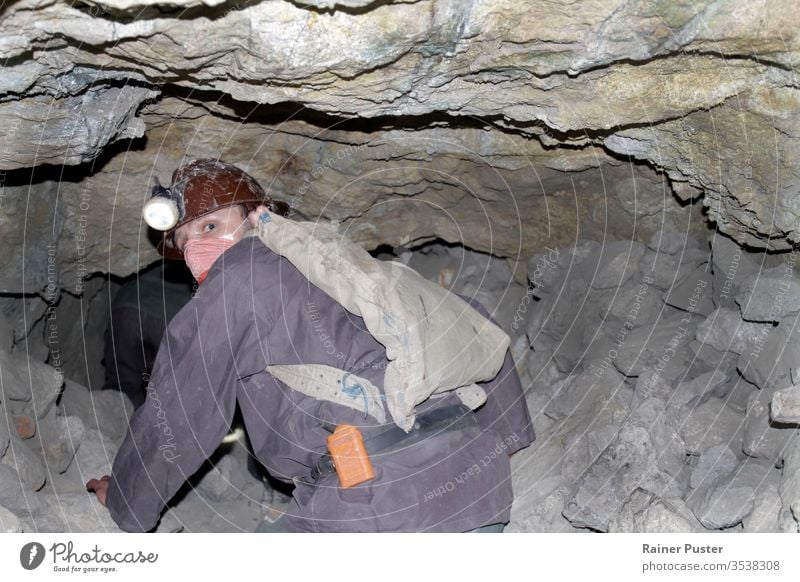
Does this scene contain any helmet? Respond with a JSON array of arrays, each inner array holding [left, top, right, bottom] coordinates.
[[152, 158, 289, 260]]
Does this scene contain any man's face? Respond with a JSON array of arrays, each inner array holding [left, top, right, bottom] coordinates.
[[173, 205, 248, 253]]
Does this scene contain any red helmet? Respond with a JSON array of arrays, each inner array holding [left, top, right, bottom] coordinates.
[[155, 158, 288, 260]]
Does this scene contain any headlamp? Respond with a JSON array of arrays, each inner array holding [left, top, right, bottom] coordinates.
[[143, 178, 184, 231]]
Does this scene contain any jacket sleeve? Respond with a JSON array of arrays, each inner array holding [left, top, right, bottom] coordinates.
[[462, 296, 535, 456], [105, 257, 267, 532]]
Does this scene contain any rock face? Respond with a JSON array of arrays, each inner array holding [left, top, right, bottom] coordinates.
[[2, 0, 800, 534], [511, 230, 800, 533], [1, 0, 799, 290]]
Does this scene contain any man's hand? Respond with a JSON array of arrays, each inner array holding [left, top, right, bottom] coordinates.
[[86, 475, 111, 506], [247, 204, 270, 229]]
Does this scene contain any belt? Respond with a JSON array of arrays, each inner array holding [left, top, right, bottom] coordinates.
[[310, 403, 477, 482]]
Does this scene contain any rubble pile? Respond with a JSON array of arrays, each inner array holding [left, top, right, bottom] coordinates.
[[502, 230, 800, 532], [3, 232, 798, 534]]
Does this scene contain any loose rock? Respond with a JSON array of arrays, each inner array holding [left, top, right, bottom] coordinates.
[[0, 405, 10, 460], [590, 241, 646, 289], [743, 481, 783, 533], [670, 370, 728, 412], [36, 410, 86, 474], [614, 313, 699, 380], [23, 493, 122, 533], [663, 265, 715, 317], [696, 308, 772, 355], [779, 434, 800, 530], [0, 313, 13, 352], [639, 247, 708, 291], [679, 397, 744, 456], [686, 457, 775, 529], [59, 379, 133, 444], [1, 432, 46, 491], [738, 313, 800, 391], [771, 385, 800, 424], [563, 398, 685, 531], [710, 235, 760, 309], [0, 348, 64, 420], [735, 266, 800, 322], [506, 475, 577, 533], [647, 225, 691, 255], [0, 504, 23, 533], [609, 489, 702, 533], [689, 445, 740, 489], [743, 387, 800, 465]]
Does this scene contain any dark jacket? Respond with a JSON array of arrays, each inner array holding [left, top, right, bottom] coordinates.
[[106, 235, 534, 532]]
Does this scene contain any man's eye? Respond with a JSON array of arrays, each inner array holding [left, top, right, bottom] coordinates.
[[203, 223, 216, 232]]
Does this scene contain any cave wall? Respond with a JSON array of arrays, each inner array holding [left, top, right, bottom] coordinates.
[[1, 0, 798, 299], [1, 0, 800, 534]]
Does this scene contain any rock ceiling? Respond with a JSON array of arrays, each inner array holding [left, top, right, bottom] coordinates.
[[1, 0, 798, 292]]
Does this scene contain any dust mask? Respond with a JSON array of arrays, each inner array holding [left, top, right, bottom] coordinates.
[[183, 218, 248, 284]]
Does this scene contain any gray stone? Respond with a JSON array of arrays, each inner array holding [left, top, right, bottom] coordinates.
[[589, 241, 646, 289], [25, 493, 123, 533], [0, 504, 23, 533], [735, 266, 800, 322], [743, 481, 783, 532], [0, 0, 797, 294], [1, 433, 46, 491], [717, 375, 759, 415], [563, 398, 685, 531], [744, 387, 800, 465], [510, 334, 531, 373], [639, 248, 708, 291], [601, 278, 663, 326], [59, 380, 134, 444], [0, 86, 155, 170], [780, 434, 800, 530], [0, 405, 10, 461], [408, 243, 527, 333], [771, 385, 800, 424], [633, 369, 675, 406], [738, 313, 800, 391], [711, 235, 761, 309], [614, 313, 698, 380], [528, 274, 594, 343], [679, 397, 745, 456], [670, 370, 729, 412], [0, 464, 36, 515], [606, 92, 800, 252], [689, 445, 739, 489], [696, 308, 772, 355], [689, 340, 739, 374], [780, 509, 799, 533], [549, 317, 600, 373], [61, 428, 119, 485], [609, 489, 702, 533], [35, 411, 86, 474], [647, 225, 691, 255], [686, 458, 774, 529], [0, 313, 13, 352], [527, 241, 600, 296], [544, 367, 627, 424], [0, 349, 64, 420], [520, 350, 563, 438], [506, 475, 578, 533], [663, 265, 715, 317]]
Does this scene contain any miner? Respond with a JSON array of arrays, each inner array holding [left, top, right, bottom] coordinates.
[[87, 158, 534, 532]]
